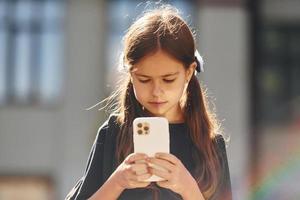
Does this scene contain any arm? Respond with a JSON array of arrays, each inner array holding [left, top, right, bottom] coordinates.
[[66, 116, 152, 200], [180, 178, 205, 200], [88, 176, 124, 200], [182, 135, 232, 200], [147, 153, 205, 200], [89, 153, 152, 200], [65, 121, 109, 200]]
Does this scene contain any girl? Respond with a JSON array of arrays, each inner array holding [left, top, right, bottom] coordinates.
[[66, 5, 232, 200]]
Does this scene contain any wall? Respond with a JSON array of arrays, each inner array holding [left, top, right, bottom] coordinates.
[[199, 5, 250, 199], [0, 1, 251, 199]]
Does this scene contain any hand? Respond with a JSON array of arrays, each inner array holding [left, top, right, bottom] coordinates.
[[110, 153, 152, 190], [147, 153, 204, 199]]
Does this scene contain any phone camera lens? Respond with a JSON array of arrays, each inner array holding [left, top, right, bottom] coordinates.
[[144, 126, 149, 131], [137, 123, 143, 128], [138, 129, 143, 135]]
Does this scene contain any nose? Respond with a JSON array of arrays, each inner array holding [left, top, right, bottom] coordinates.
[[151, 80, 163, 97]]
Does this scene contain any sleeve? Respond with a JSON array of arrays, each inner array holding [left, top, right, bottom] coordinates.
[[211, 134, 232, 200], [65, 121, 109, 200]]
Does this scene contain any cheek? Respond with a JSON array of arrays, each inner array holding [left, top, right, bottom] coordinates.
[[165, 82, 186, 100], [172, 79, 186, 93], [132, 82, 148, 101], [172, 85, 186, 99]]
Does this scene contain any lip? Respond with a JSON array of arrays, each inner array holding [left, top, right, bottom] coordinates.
[[148, 101, 167, 105]]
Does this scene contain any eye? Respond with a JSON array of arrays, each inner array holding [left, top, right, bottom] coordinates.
[[138, 79, 150, 83], [163, 79, 176, 83]]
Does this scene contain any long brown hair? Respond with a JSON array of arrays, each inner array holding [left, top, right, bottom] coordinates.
[[109, 5, 222, 199]]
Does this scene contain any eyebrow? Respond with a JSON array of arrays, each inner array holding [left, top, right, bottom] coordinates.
[[135, 72, 179, 78]]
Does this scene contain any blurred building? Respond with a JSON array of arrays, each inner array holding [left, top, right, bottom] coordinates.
[[0, 0, 299, 199]]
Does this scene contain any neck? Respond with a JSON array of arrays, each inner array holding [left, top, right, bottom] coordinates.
[[166, 105, 185, 123], [143, 104, 185, 123], [168, 115, 184, 124]]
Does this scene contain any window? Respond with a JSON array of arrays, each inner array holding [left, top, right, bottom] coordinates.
[[255, 24, 300, 126], [0, 0, 65, 106]]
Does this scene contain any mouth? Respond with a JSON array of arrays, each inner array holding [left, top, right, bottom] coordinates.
[[148, 101, 168, 105]]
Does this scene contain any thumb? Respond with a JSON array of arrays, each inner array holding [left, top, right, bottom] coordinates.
[[134, 181, 151, 188], [156, 180, 169, 188]]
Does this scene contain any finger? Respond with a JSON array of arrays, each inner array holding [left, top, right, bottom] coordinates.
[[156, 180, 169, 188], [150, 167, 171, 180], [131, 163, 149, 175], [128, 173, 151, 185], [124, 165, 137, 179], [125, 153, 148, 164], [155, 153, 179, 165], [131, 162, 148, 170], [125, 163, 149, 183], [131, 180, 151, 188], [135, 168, 148, 175], [147, 157, 175, 172], [136, 173, 152, 182], [135, 159, 146, 164], [126, 165, 150, 181]]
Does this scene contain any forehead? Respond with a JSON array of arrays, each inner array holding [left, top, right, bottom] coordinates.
[[132, 50, 185, 76]]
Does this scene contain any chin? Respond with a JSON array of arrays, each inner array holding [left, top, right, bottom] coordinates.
[[147, 109, 166, 117]]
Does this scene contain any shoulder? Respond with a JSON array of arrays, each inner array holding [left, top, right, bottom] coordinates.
[[97, 114, 118, 132], [212, 134, 232, 199], [95, 114, 120, 143], [214, 134, 226, 148], [213, 134, 229, 158]]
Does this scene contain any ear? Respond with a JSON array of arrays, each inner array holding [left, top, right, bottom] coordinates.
[[129, 67, 138, 83], [185, 62, 197, 83]]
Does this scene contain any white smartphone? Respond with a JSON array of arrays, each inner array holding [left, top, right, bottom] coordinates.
[[133, 117, 170, 182]]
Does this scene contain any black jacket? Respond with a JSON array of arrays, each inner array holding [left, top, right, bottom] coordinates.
[[66, 115, 232, 200]]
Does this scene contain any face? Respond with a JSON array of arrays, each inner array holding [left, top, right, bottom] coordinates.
[[130, 50, 195, 123]]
